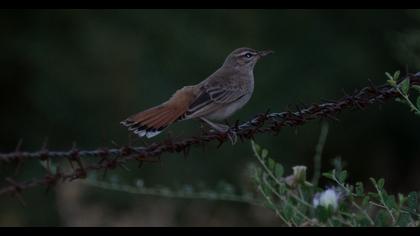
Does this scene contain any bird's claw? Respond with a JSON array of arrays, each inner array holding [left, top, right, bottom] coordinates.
[[226, 129, 238, 145], [209, 127, 238, 145], [200, 118, 237, 145]]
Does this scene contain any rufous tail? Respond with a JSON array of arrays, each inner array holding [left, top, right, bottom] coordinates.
[[120, 104, 185, 138], [121, 86, 197, 138]]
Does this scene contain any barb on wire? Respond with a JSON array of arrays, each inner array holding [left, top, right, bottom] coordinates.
[[1, 73, 420, 199]]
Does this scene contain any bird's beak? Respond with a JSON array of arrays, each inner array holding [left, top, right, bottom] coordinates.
[[258, 50, 274, 57]]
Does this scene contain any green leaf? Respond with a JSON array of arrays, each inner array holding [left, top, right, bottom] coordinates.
[[261, 181, 271, 195], [368, 191, 379, 199], [283, 203, 294, 220], [261, 149, 269, 159], [338, 170, 348, 183], [385, 72, 394, 81], [268, 158, 275, 170], [384, 195, 398, 210], [362, 196, 370, 207], [387, 79, 397, 87], [369, 178, 385, 191], [375, 209, 389, 227], [358, 218, 372, 227], [329, 218, 342, 227], [393, 70, 400, 80], [315, 206, 330, 222], [412, 85, 420, 93], [398, 193, 406, 206], [322, 172, 334, 180], [396, 213, 411, 227], [400, 78, 410, 95], [377, 178, 385, 189], [407, 192, 418, 213], [417, 97, 420, 109], [262, 200, 273, 209], [355, 182, 364, 196], [274, 163, 284, 178], [277, 183, 287, 195]]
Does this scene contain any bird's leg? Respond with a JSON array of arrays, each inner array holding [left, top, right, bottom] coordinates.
[[200, 117, 229, 132], [199, 118, 237, 145]]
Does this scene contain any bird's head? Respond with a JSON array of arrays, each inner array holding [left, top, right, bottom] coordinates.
[[223, 47, 274, 70]]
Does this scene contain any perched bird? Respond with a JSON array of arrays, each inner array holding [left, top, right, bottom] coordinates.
[[120, 47, 273, 139]]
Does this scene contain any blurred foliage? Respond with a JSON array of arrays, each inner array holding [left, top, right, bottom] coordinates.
[[1, 9, 420, 226]]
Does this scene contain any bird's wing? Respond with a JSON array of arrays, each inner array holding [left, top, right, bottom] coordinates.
[[183, 74, 248, 119]]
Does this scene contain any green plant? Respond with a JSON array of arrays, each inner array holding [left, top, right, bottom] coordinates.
[[386, 70, 420, 116], [250, 138, 420, 227]]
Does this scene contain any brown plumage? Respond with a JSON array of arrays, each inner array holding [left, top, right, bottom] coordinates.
[[121, 47, 273, 138]]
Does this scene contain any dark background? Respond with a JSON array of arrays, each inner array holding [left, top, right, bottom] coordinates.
[[1, 9, 420, 226]]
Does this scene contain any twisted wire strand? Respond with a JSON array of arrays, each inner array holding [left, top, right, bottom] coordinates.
[[1, 73, 419, 199]]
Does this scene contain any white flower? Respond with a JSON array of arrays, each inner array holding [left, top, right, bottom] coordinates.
[[313, 187, 342, 211]]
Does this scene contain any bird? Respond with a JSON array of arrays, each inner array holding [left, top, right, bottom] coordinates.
[[120, 47, 273, 140]]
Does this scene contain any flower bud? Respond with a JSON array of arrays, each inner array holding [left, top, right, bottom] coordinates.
[[285, 166, 307, 187]]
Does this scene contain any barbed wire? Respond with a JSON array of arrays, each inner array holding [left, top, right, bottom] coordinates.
[[1, 73, 420, 200]]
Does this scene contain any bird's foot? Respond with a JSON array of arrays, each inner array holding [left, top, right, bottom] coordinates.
[[208, 124, 237, 145], [199, 118, 237, 145], [226, 130, 238, 145]]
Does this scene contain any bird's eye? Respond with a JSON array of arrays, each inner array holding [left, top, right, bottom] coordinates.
[[245, 53, 252, 58]]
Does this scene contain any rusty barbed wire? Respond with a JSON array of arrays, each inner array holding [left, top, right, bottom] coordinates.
[[1, 73, 420, 199]]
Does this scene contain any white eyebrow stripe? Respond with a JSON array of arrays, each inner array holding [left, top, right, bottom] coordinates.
[[238, 51, 257, 56]]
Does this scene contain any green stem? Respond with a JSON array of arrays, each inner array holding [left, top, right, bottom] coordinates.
[[393, 82, 420, 113], [261, 174, 312, 222], [83, 179, 263, 206], [352, 202, 375, 226], [372, 183, 396, 224], [401, 93, 420, 113], [257, 184, 293, 226], [251, 141, 284, 187], [369, 201, 420, 218], [312, 122, 329, 186]]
